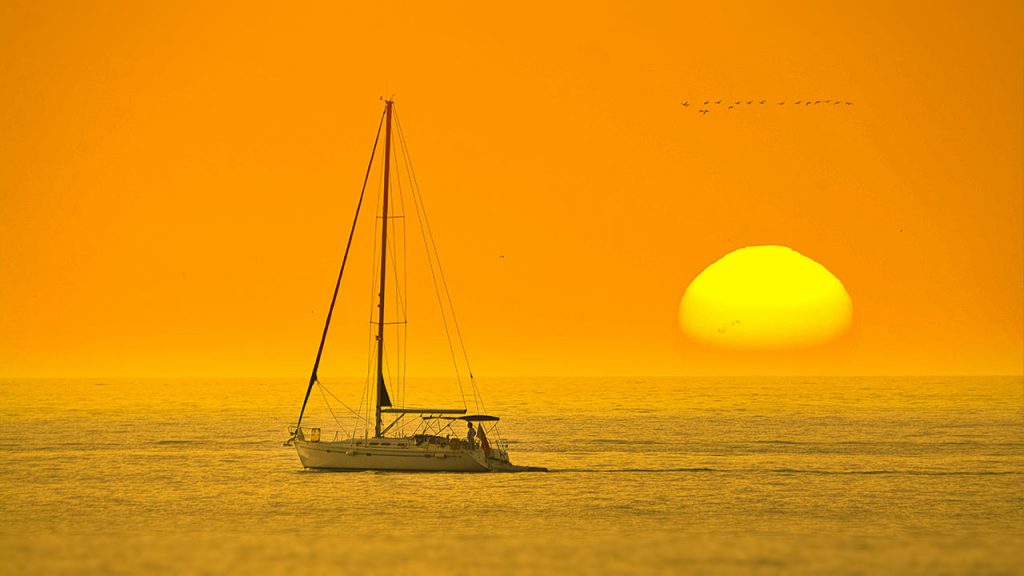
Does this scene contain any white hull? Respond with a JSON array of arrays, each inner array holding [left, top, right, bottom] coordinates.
[[295, 437, 494, 472]]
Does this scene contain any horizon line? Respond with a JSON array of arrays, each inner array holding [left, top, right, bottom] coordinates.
[[2, 372, 1022, 380]]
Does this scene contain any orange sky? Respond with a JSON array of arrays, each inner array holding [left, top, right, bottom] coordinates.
[[1, 1, 1021, 377]]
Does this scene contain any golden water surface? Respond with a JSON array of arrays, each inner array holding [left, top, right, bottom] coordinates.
[[1, 376, 1022, 574]]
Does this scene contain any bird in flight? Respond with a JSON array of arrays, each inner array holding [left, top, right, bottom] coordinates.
[[680, 97, 856, 114], [717, 319, 742, 333]]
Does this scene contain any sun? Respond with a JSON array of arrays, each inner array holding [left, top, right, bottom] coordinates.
[[679, 246, 852, 349]]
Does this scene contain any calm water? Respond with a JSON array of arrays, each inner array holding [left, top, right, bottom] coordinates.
[[1, 376, 1022, 575]]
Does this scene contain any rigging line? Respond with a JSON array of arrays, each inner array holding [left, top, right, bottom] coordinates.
[[356, 173, 381, 438], [317, 383, 345, 430], [388, 161, 407, 318], [354, 346, 372, 440], [394, 110, 471, 375], [384, 139, 409, 407], [395, 111, 482, 412], [389, 136, 411, 409], [391, 108, 456, 385], [400, 132, 409, 412], [355, 313, 374, 439], [319, 381, 372, 426], [391, 134, 410, 410], [317, 379, 366, 420], [369, 146, 385, 326], [402, 193, 408, 411], [393, 109, 467, 411], [295, 109, 385, 432], [356, 149, 387, 440], [387, 205, 401, 407]]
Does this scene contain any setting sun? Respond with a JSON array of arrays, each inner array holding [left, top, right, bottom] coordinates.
[[680, 246, 853, 349]]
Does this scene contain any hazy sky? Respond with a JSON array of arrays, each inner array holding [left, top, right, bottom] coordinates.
[[1, 1, 1021, 377]]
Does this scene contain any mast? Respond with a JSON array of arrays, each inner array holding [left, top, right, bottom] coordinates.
[[375, 99, 395, 436]]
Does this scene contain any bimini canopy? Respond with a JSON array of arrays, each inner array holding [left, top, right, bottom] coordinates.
[[422, 414, 500, 422], [381, 407, 467, 415]]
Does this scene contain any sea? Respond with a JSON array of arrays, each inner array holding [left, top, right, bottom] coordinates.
[[1, 376, 1022, 575]]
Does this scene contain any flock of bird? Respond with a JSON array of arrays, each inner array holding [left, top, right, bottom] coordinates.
[[682, 99, 854, 114]]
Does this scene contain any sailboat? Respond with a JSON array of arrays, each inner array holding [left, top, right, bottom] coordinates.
[[285, 99, 544, 472]]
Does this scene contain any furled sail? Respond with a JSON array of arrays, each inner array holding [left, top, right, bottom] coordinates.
[[378, 375, 392, 407]]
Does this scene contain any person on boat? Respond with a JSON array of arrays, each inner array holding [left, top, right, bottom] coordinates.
[[466, 421, 476, 449]]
